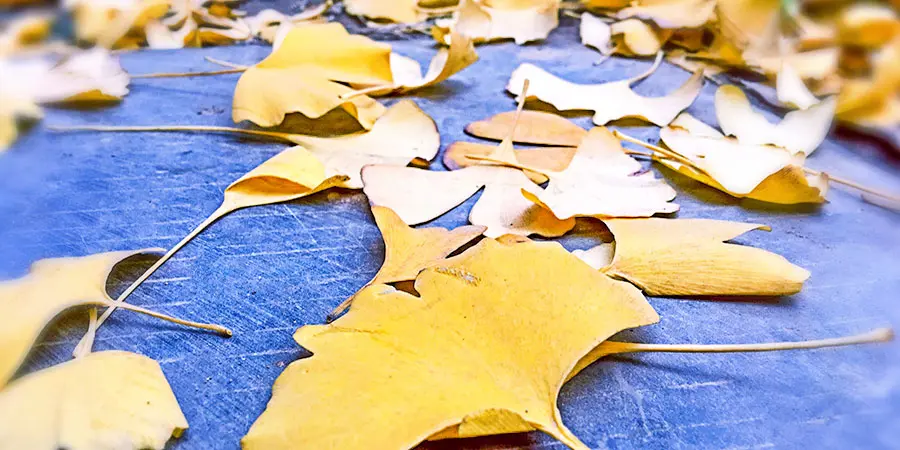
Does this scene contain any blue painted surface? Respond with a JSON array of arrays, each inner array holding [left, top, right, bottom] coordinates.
[[1, 17, 899, 450]]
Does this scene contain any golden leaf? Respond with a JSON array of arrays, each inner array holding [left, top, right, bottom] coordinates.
[[68, 0, 170, 49], [0, 13, 54, 56], [0, 351, 188, 450], [715, 85, 835, 156], [243, 238, 659, 449], [244, 5, 331, 43], [776, 62, 820, 110], [655, 113, 829, 204], [363, 165, 575, 237], [507, 54, 704, 126], [610, 18, 664, 56], [443, 141, 575, 181], [465, 109, 587, 146], [433, 0, 560, 46], [573, 218, 810, 296], [615, 0, 716, 29], [345, 0, 425, 23]]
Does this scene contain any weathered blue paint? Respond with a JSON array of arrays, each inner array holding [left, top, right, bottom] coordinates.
[[1, 13, 898, 450]]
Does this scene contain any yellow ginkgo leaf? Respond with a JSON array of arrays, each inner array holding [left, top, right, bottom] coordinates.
[[0, 351, 188, 450], [714, 0, 779, 50], [67, 0, 171, 48], [0, 13, 54, 56], [433, 0, 560, 46], [233, 66, 386, 129], [573, 218, 810, 296], [838, 3, 900, 49], [1, 49, 130, 105], [715, 85, 835, 156], [615, 0, 716, 29], [0, 249, 230, 388], [363, 165, 575, 237], [345, 0, 425, 23], [328, 206, 486, 318], [145, 2, 251, 50], [465, 109, 587, 146], [580, 13, 612, 55], [243, 238, 659, 450], [507, 55, 704, 126], [651, 113, 829, 204], [610, 18, 665, 56], [258, 22, 394, 86]]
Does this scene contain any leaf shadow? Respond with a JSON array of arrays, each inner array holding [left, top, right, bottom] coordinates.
[[416, 431, 549, 450]]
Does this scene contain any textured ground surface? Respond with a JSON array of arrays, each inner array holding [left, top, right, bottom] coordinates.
[[1, 8, 900, 450]]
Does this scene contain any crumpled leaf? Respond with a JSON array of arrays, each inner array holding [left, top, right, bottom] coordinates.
[[0, 249, 160, 387], [715, 85, 835, 156], [507, 55, 703, 126], [232, 23, 394, 129], [66, 0, 171, 48], [348, 32, 479, 97], [657, 113, 829, 204], [368, 206, 486, 284], [0, 13, 54, 56], [0, 350, 188, 450], [465, 109, 587, 146], [615, 0, 716, 29], [573, 218, 810, 296], [470, 127, 678, 219], [433, 0, 560, 46], [243, 238, 659, 449], [363, 165, 575, 237], [580, 13, 612, 55], [776, 62, 820, 110]]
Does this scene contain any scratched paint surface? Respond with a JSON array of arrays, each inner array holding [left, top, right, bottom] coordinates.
[[1, 16, 899, 450]]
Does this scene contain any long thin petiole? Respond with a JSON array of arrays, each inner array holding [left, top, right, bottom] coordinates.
[[600, 328, 893, 356], [612, 129, 698, 168], [131, 68, 245, 79], [48, 124, 297, 144], [73, 204, 236, 357], [803, 168, 900, 203], [204, 56, 251, 70]]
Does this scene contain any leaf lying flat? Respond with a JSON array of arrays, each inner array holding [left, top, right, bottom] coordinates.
[[243, 238, 659, 449], [656, 113, 829, 204], [507, 56, 703, 126], [363, 165, 575, 237], [465, 110, 587, 146], [434, 0, 560, 46], [715, 85, 835, 156], [615, 0, 716, 28], [0, 351, 188, 450], [345, 0, 426, 23], [0, 249, 158, 387], [573, 218, 810, 296]]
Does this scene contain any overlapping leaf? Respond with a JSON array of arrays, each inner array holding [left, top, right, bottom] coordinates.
[[433, 0, 561, 45]]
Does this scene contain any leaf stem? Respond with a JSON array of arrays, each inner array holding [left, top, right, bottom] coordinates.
[[73, 204, 237, 357], [803, 168, 900, 203], [600, 328, 893, 356], [612, 130, 698, 168], [47, 124, 298, 144], [204, 56, 251, 70], [131, 68, 246, 79], [109, 301, 233, 337]]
